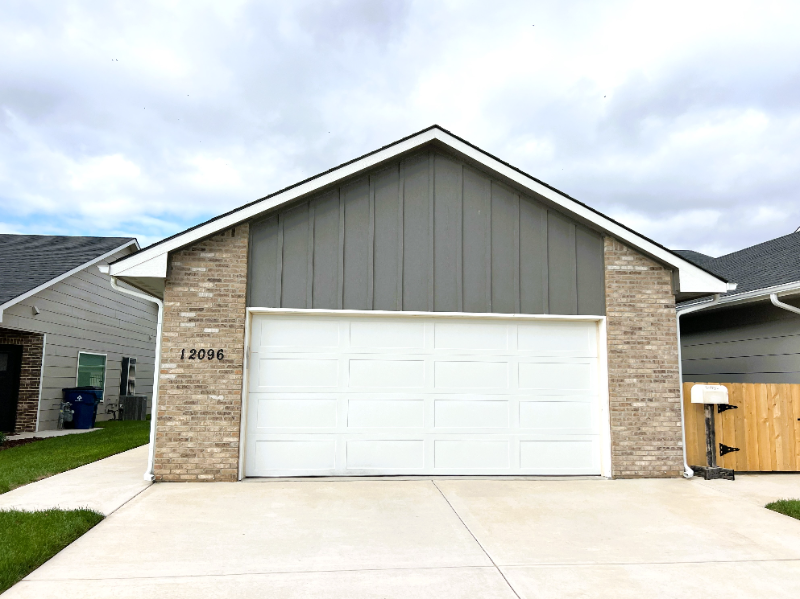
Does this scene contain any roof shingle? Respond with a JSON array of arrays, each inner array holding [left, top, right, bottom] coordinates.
[[675, 231, 800, 297], [0, 235, 133, 306]]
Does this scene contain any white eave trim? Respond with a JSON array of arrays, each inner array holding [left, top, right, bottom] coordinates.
[[680, 280, 800, 312], [106, 128, 727, 294], [0, 240, 139, 323]]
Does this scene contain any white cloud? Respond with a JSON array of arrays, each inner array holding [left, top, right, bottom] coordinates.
[[0, 0, 799, 254]]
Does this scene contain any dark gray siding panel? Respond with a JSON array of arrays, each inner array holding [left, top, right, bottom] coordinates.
[[247, 149, 607, 316], [402, 155, 431, 311], [519, 198, 548, 314], [433, 154, 462, 312], [248, 216, 279, 308], [462, 167, 491, 313], [547, 211, 578, 315], [343, 179, 370, 310], [681, 299, 800, 384], [280, 204, 309, 309], [576, 226, 606, 315], [312, 191, 340, 309], [491, 182, 520, 314], [372, 167, 401, 310]]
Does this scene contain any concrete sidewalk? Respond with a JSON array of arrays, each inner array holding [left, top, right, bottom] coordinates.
[[0, 445, 150, 515], [6, 474, 800, 598]]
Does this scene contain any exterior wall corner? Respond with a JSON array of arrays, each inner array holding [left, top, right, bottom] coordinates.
[[154, 224, 249, 482], [603, 236, 684, 478]]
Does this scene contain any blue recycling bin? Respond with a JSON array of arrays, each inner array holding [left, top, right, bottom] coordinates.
[[62, 387, 101, 429]]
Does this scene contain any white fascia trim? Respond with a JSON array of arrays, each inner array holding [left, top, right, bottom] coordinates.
[[0, 240, 139, 323], [680, 280, 800, 312], [107, 128, 727, 293]]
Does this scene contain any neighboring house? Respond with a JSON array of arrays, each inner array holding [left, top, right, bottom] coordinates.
[[104, 125, 729, 482], [0, 235, 158, 433], [676, 231, 800, 472], [677, 230, 800, 383]]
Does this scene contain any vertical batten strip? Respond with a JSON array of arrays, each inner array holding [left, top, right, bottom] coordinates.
[[542, 209, 550, 314], [337, 188, 345, 310], [306, 201, 315, 309], [428, 152, 435, 312], [368, 175, 375, 309], [486, 179, 493, 312], [456, 163, 464, 312], [397, 161, 405, 310], [276, 215, 284, 307], [513, 193, 521, 313]]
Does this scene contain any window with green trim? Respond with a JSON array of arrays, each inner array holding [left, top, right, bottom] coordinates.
[[76, 352, 106, 391]]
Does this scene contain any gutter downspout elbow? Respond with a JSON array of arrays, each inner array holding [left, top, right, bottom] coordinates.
[[109, 276, 163, 482], [770, 293, 800, 316], [676, 293, 721, 478]]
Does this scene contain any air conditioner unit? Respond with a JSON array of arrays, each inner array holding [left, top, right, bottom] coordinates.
[[120, 395, 148, 421]]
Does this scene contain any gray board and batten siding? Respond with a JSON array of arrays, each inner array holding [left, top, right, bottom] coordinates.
[[681, 296, 800, 384], [0, 246, 158, 429], [248, 150, 606, 316]]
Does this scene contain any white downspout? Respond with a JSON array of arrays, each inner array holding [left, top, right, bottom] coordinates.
[[676, 293, 721, 478], [109, 276, 163, 482], [770, 293, 800, 316]]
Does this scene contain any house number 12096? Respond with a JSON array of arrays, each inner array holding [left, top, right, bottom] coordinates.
[[180, 348, 225, 360]]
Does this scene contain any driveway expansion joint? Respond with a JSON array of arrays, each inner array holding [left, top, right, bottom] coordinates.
[[431, 480, 523, 599]]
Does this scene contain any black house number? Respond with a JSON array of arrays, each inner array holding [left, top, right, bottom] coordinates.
[[181, 348, 225, 360]]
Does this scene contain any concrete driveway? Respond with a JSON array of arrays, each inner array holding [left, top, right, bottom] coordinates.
[[6, 474, 800, 598]]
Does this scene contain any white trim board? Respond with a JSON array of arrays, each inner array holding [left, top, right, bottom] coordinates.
[[0, 240, 139, 323], [107, 127, 728, 295]]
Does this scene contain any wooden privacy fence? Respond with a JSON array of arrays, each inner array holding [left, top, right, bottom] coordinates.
[[683, 383, 800, 471]]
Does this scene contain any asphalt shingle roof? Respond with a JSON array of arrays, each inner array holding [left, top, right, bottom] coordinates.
[[0, 235, 133, 307], [675, 230, 800, 297]]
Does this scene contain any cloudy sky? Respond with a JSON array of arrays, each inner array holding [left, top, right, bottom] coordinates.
[[2, 0, 799, 257]]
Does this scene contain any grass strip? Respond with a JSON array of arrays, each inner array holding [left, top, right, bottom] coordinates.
[[766, 499, 800, 520], [0, 508, 104, 593], [0, 420, 150, 494]]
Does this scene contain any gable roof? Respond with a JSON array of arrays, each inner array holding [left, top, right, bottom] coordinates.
[[106, 125, 730, 300], [678, 231, 800, 301], [0, 234, 137, 313]]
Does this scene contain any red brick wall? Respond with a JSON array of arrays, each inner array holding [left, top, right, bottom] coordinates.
[[604, 237, 683, 478], [0, 328, 43, 433], [154, 225, 249, 481]]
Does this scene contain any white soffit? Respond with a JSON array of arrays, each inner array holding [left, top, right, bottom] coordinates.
[[107, 127, 728, 294]]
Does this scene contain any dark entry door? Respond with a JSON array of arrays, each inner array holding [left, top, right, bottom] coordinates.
[[0, 345, 23, 433]]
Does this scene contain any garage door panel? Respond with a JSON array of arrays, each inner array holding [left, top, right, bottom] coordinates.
[[257, 318, 340, 349], [518, 361, 595, 391], [350, 320, 425, 350], [254, 439, 337, 472], [434, 361, 509, 389], [520, 439, 598, 472], [346, 440, 425, 470], [257, 358, 339, 388], [347, 399, 425, 429], [434, 399, 509, 429], [434, 322, 509, 351], [434, 440, 510, 469], [246, 313, 605, 476], [255, 398, 338, 429], [519, 399, 596, 433], [517, 321, 597, 356], [348, 359, 426, 388]]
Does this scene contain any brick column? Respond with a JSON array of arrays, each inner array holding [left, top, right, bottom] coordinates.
[[0, 328, 44, 433], [155, 224, 249, 481], [604, 237, 683, 478]]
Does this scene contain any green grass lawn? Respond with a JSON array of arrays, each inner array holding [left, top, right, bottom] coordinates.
[[0, 420, 150, 494], [766, 499, 800, 520], [0, 508, 104, 593]]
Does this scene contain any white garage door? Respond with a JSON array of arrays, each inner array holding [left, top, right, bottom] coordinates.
[[244, 312, 606, 477]]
